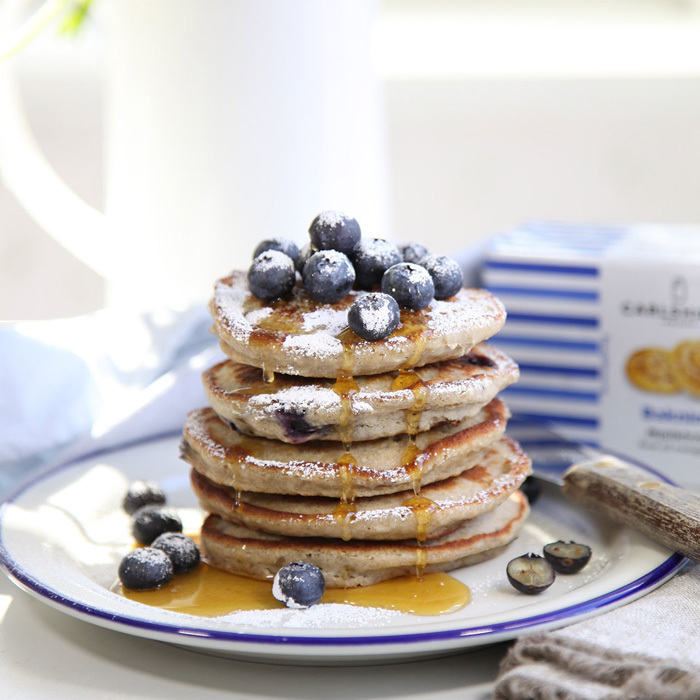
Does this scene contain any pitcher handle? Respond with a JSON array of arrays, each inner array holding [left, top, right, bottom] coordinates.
[[0, 0, 112, 279]]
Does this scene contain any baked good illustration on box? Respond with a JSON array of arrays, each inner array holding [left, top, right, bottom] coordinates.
[[626, 341, 700, 397]]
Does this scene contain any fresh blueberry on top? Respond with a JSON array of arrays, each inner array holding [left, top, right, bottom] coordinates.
[[350, 238, 402, 290], [118, 547, 173, 590], [253, 237, 300, 262], [247, 250, 296, 302], [123, 480, 166, 515], [302, 250, 355, 303], [272, 561, 325, 608], [400, 242, 429, 265], [381, 262, 434, 310], [308, 211, 361, 255], [152, 532, 200, 574], [419, 254, 463, 299], [130, 505, 183, 545], [295, 242, 313, 274], [347, 293, 400, 341]]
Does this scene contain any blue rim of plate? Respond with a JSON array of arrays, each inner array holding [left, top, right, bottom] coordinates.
[[0, 432, 687, 649]]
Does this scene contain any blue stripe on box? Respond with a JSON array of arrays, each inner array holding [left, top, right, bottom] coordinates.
[[507, 312, 599, 328], [486, 285, 599, 302], [493, 335, 600, 352], [484, 261, 599, 276], [517, 363, 599, 378], [503, 386, 599, 403], [514, 411, 599, 428]]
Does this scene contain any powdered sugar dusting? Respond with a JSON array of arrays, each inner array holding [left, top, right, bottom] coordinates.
[[184, 411, 227, 458], [282, 333, 343, 360], [216, 603, 402, 628], [300, 306, 349, 335], [316, 210, 347, 228]]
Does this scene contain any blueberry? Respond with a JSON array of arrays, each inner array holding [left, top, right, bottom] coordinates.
[[253, 237, 299, 262], [247, 250, 296, 302], [543, 541, 592, 574], [308, 211, 361, 255], [381, 262, 434, 311], [302, 250, 355, 303], [118, 547, 173, 590], [350, 238, 402, 290], [272, 561, 325, 608], [400, 242, 429, 265], [152, 532, 200, 574], [419, 254, 463, 299], [131, 505, 183, 545], [519, 476, 541, 506], [347, 293, 400, 341], [295, 242, 313, 274], [123, 480, 166, 515], [506, 553, 555, 595]]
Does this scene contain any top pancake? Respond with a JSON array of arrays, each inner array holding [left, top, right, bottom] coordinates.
[[209, 271, 507, 378]]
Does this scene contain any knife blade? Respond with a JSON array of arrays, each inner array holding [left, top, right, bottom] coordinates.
[[507, 416, 700, 563]]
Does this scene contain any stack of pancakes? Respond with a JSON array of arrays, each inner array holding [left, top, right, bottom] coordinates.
[[180, 270, 532, 587]]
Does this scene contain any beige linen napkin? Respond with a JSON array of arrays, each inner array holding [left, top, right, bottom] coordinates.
[[494, 562, 700, 700]]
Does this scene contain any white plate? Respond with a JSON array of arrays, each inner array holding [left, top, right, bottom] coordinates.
[[0, 434, 685, 665]]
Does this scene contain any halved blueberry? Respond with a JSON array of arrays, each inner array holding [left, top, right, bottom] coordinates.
[[381, 262, 434, 310], [308, 211, 361, 255], [506, 553, 555, 594], [302, 250, 355, 303], [118, 547, 173, 590], [130, 505, 183, 545], [419, 254, 463, 299], [348, 293, 400, 341], [248, 250, 296, 301], [123, 480, 166, 515], [351, 238, 402, 290], [253, 237, 299, 262], [272, 561, 325, 608], [543, 541, 592, 574]]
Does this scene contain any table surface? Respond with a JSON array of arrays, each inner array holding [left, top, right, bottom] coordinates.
[[0, 572, 509, 699]]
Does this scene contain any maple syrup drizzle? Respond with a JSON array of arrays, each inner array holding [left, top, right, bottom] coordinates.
[[336, 451, 357, 504], [401, 439, 424, 495], [401, 495, 438, 542], [120, 565, 470, 617], [332, 499, 358, 541], [262, 364, 275, 384]]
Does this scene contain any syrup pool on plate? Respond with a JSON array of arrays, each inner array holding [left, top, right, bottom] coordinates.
[[119, 562, 470, 617]]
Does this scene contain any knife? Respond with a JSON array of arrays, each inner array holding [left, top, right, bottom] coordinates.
[[507, 416, 700, 564]]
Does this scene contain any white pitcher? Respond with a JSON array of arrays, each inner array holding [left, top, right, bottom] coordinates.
[[0, 0, 389, 310]]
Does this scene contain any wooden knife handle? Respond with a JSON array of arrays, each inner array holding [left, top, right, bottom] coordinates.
[[562, 457, 700, 563]]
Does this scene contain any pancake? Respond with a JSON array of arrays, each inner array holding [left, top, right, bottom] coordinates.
[[190, 436, 531, 541], [203, 343, 519, 444], [200, 490, 529, 587], [181, 399, 509, 499], [209, 271, 506, 378]]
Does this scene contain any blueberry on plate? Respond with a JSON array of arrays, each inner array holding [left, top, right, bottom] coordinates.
[[543, 541, 592, 574], [302, 250, 355, 303], [130, 505, 183, 545], [152, 532, 200, 574], [295, 242, 313, 274], [347, 292, 400, 341], [248, 250, 296, 302], [519, 476, 541, 506], [400, 242, 429, 265], [272, 561, 326, 609], [381, 262, 434, 311], [253, 237, 300, 262], [118, 547, 173, 590], [506, 553, 555, 594], [419, 254, 464, 300], [351, 238, 402, 290], [123, 480, 166, 515], [308, 211, 361, 255]]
